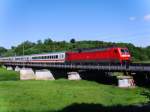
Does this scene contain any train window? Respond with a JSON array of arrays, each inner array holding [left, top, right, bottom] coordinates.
[[125, 49, 129, 53], [59, 55, 61, 58], [121, 49, 129, 54], [61, 54, 64, 58], [56, 55, 58, 58], [121, 49, 125, 54]]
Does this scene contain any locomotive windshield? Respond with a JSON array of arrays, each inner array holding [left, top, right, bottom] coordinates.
[[121, 49, 129, 54]]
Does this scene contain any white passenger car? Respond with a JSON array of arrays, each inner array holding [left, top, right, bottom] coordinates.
[[0, 52, 66, 63]]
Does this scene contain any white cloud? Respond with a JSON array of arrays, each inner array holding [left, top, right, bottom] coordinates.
[[144, 14, 150, 21], [129, 17, 136, 21]]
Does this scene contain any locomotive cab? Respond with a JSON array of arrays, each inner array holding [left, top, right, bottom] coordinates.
[[119, 48, 131, 64]]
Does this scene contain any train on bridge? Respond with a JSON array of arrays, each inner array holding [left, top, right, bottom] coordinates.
[[0, 47, 131, 65]]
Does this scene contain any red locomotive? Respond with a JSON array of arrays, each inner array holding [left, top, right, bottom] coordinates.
[[66, 47, 131, 64], [0, 47, 131, 65]]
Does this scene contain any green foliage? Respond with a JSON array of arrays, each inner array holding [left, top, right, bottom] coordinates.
[[44, 38, 53, 45], [70, 38, 76, 43], [0, 47, 7, 57], [0, 39, 150, 61], [0, 68, 149, 112]]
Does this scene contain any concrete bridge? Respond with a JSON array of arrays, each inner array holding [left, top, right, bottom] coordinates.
[[1, 62, 150, 87]]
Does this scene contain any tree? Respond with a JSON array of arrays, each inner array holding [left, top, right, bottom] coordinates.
[[70, 38, 76, 44], [44, 38, 53, 45], [37, 40, 42, 45], [13, 41, 35, 55], [11, 46, 16, 50], [0, 47, 7, 56]]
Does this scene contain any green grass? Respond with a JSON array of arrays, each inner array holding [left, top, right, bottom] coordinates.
[[0, 68, 149, 112], [0, 68, 20, 81], [133, 61, 150, 63]]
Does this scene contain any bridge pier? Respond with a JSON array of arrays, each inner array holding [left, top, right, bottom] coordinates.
[[15, 66, 21, 72], [20, 68, 35, 80], [35, 69, 55, 80], [7, 66, 13, 71], [117, 76, 135, 88], [2, 65, 6, 69], [67, 72, 81, 80]]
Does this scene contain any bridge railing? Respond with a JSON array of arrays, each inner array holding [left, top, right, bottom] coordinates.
[[1, 62, 150, 72]]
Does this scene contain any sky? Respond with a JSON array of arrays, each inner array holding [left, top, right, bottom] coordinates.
[[0, 0, 150, 48]]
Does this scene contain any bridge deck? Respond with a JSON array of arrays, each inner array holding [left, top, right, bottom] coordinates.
[[2, 62, 150, 72]]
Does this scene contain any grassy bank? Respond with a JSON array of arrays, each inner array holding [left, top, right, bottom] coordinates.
[[133, 61, 150, 63], [0, 68, 149, 112], [0, 68, 19, 81]]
